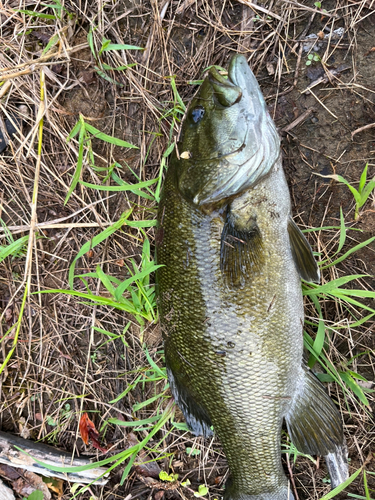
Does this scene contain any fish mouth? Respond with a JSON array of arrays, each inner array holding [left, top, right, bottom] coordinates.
[[228, 54, 265, 105], [200, 55, 266, 162], [201, 58, 249, 161]]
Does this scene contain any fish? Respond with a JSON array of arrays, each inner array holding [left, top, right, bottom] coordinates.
[[156, 54, 348, 500]]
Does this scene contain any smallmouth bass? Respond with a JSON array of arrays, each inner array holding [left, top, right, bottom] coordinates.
[[156, 54, 348, 500]]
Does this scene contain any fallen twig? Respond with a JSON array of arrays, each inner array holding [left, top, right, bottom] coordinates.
[[0, 431, 109, 485], [302, 64, 351, 94], [236, 0, 283, 21], [351, 122, 375, 138], [282, 107, 316, 133], [0, 43, 89, 82]]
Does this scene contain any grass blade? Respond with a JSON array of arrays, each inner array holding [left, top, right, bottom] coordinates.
[[303, 275, 367, 296], [0, 235, 29, 263], [68, 210, 131, 288], [358, 163, 368, 193], [103, 43, 144, 51], [65, 119, 85, 204], [321, 237, 375, 269], [318, 467, 362, 499], [84, 123, 138, 148], [339, 371, 369, 406]]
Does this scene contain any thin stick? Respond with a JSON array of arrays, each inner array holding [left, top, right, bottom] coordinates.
[[282, 108, 316, 133], [236, 0, 283, 21], [351, 122, 375, 138], [279, 0, 338, 17], [307, 88, 338, 120]]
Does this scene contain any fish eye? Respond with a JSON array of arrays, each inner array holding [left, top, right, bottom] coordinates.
[[191, 106, 205, 123]]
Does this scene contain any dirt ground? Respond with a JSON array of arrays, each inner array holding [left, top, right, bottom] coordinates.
[[0, 1, 374, 499]]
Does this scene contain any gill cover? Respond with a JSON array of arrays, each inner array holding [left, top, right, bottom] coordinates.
[[176, 54, 280, 206]]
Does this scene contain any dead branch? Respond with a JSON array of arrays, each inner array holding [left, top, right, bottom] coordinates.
[[0, 431, 109, 485]]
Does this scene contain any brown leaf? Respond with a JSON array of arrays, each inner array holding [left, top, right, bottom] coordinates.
[[154, 490, 165, 500], [79, 413, 108, 453], [33, 31, 51, 44], [79, 413, 91, 445], [126, 432, 139, 448], [44, 477, 64, 499], [135, 459, 161, 479], [0, 464, 21, 480], [12, 471, 51, 500]]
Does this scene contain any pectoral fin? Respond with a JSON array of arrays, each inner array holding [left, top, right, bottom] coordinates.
[[286, 366, 344, 456], [288, 218, 320, 283], [220, 213, 263, 289]]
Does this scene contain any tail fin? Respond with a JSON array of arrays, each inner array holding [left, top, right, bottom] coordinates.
[[325, 441, 349, 489]]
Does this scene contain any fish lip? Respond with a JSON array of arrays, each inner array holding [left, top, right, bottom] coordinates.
[[228, 54, 264, 102], [227, 54, 244, 87]]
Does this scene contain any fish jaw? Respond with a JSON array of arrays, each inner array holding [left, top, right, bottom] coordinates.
[[176, 54, 280, 207]]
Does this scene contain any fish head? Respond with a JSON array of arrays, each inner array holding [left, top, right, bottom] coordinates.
[[176, 54, 280, 207]]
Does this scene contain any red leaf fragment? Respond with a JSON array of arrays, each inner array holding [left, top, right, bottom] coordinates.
[[79, 413, 108, 453]]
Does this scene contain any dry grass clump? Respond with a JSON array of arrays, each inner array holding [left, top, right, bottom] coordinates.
[[0, 1, 374, 499]]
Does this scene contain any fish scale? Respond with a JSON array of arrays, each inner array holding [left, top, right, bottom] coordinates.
[[156, 54, 348, 500]]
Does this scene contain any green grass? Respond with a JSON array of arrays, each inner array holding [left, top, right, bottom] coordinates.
[[65, 115, 139, 204], [317, 164, 375, 220], [302, 209, 375, 407], [0, 221, 29, 263]]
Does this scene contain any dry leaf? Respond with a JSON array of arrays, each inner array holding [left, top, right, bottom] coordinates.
[[44, 477, 64, 499], [135, 459, 161, 479], [0, 464, 21, 480], [154, 490, 165, 500], [79, 413, 108, 453], [266, 62, 275, 75], [12, 471, 51, 500]]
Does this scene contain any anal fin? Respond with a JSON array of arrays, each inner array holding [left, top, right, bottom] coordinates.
[[288, 218, 320, 283], [165, 346, 213, 437], [286, 366, 345, 456]]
